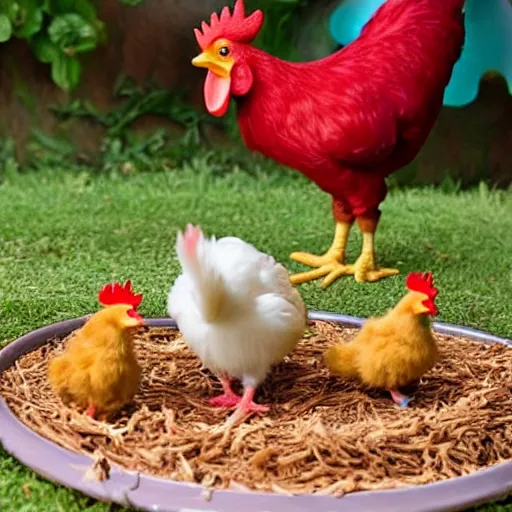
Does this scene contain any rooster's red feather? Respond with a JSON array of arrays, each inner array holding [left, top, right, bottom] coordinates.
[[209, 0, 466, 217]]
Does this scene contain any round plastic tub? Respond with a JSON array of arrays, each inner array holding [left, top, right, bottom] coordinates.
[[0, 312, 511, 512]]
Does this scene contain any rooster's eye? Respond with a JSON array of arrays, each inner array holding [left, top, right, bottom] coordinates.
[[218, 46, 230, 57]]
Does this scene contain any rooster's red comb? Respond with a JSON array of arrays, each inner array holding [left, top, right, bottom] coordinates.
[[405, 272, 438, 299], [98, 280, 143, 309], [194, 0, 264, 51]]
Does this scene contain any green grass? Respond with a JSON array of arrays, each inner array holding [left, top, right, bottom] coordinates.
[[0, 165, 511, 511]]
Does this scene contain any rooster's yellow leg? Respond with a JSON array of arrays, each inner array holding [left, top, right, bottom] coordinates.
[[289, 222, 354, 288], [353, 231, 399, 283]]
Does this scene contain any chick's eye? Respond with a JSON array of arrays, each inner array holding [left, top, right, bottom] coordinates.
[[218, 46, 230, 57]]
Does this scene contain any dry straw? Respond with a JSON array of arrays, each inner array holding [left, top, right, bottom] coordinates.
[[1, 321, 511, 496]]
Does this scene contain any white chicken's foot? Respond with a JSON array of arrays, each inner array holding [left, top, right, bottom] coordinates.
[[209, 376, 242, 408], [227, 386, 269, 426]]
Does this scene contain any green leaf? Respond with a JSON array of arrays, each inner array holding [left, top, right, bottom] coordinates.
[[31, 33, 59, 63], [0, 14, 12, 42], [73, 0, 97, 22], [95, 18, 107, 45], [13, 0, 43, 38], [51, 53, 81, 91], [0, 1, 20, 23], [48, 13, 98, 54], [46, 0, 74, 14], [118, 0, 144, 5]]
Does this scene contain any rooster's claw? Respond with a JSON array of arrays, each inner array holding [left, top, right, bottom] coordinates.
[[290, 262, 355, 288]]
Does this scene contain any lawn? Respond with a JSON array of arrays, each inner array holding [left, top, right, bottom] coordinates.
[[0, 163, 511, 512]]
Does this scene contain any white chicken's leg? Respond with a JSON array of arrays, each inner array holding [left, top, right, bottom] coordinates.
[[209, 376, 242, 408], [227, 385, 269, 425]]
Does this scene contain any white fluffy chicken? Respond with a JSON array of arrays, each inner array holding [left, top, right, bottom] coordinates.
[[168, 224, 307, 424]]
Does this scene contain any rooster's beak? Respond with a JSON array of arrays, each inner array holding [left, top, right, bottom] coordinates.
[[192, 51, 233, 78]]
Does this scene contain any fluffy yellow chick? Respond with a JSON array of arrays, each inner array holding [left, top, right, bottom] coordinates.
[[49, 281, 144, 419], [324, 272, 439, 407]]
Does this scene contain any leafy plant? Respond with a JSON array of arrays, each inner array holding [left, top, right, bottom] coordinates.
[[51, 75, 220, 136], [0, 137, 20, 182], [38, 77, 224, 172], [0, 0, 106, 91], [118, 0, 144, 5], [1, 0, 315, 174]]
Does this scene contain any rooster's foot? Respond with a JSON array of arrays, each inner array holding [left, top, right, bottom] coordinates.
[[290, 262, 355, 288], [353, 251, 399, 283], [290, 250, 342, 268], [289, 251, 354, 288]]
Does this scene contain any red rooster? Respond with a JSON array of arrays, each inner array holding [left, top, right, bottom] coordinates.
[[192, 0, 465, 288]]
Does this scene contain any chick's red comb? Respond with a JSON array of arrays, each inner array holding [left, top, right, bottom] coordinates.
[[405, 272, 438, 299], [98, 280, 143, 309], [194, 0, 264, 51]]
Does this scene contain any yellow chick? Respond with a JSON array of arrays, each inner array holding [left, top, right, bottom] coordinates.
[[49, 281, 144, 419], [324, 272, 439, 407]]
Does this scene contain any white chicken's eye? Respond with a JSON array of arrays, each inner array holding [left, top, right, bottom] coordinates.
[[218, 46, 230, 57]]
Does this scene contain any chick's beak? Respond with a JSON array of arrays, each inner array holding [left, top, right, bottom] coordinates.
[[127, 309, 144, 326], [192, 51, 233, 78], [422, 299, 438, 316]]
